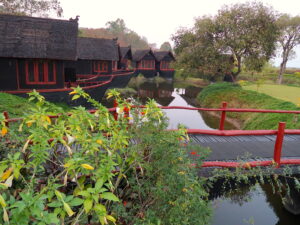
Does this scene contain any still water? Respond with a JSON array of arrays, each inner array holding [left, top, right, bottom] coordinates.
[[126, 80, 234, 129], [103, 79, 300, 225]]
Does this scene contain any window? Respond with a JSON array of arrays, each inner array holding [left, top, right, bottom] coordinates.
[[138, 60, 155, 69], [93, 61, 108, 72], [112, 61, 118, 71], [25, 60, 56, 85], [160, 61, 173, 70]]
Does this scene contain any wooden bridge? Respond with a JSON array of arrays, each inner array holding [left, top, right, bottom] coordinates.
[[158, 103, 300, 168], [3, 102, 300, 169]]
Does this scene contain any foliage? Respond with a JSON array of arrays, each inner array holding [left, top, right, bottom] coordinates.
[[172, 2, 280, 80], [0, 93, 70, 118], [80, 18, 150, 50], [159, 42, 172, 51], [276, 14, 300, 84], [0, 88, 211, 224], [0, 0, 63, 17], [198, 82, 300, 130]]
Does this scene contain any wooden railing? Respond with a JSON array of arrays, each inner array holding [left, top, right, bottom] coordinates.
[[2, 101, 300, 168]]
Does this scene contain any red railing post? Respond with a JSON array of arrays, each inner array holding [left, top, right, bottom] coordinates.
[[273, 122, 286, 168], [219, 102, 227, 130], [113, 100, 118, 120], [3, 111, 9, 127]]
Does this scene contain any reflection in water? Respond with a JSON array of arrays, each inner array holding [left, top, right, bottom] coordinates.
[[211, 178, 300, 225], [135, 81, 234, 129]]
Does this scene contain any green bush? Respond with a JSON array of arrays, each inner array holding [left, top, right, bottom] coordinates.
[[198, 83, 300, 130], [0, 88, 211, 224]]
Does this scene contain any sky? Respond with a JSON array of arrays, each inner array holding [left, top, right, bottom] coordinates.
[[59, 0, 300, 68]]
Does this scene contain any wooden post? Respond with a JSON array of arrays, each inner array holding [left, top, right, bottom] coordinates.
[[219, 102, 227, 130], [3, 111, 9, 127], [273, 122, 286, 168], [123, 99, 131, 119], [113, 100, 118, 120]]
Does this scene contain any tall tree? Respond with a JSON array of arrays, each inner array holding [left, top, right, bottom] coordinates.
[[160, 42, 172, 51], [106, 18, 128, 35], [81, 18, 149, 50], [172, 2, 280, 81], [277, 14, 300, 84], [0, 0, 63, 17]]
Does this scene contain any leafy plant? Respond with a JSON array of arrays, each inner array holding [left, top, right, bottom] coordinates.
[[0, 87, 211, 224]]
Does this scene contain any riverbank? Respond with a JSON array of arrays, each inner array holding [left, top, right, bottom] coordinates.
[[197, 83, 300, 130], [0, 93, 70, 117]]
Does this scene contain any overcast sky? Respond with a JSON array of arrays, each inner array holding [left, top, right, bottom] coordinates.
[[60, 0, 300, 68]]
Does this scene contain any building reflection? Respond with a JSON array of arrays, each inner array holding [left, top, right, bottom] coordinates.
[[137, 81, 175, 106]]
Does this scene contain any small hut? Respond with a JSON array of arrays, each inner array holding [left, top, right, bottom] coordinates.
[[132, 49, 157, 78], [67, 37, 119, 82], [0, 14, 78, 91], [118, 46, 132, 70], [154, 51, 175, 79]]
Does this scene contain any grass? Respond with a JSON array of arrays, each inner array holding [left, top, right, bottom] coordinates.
[[238, 72, 300, 86], [0, 93, 70, 118], [197, 83, 300, 130], [174, 77, 208, 88], [243, 84, 300, 105]]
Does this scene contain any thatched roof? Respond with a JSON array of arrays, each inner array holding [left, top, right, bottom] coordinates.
[[153, 51, 175, 61], [77, 37, 119, 61], [120, 46, 132, 59], [0, 14, 78, 60], [132, 49, 155, 62]]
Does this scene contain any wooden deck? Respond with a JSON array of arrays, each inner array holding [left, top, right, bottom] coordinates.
[[189, 134, 300, 161]]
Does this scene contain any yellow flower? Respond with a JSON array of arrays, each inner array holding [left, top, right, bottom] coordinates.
[[81, 164, 94, 170], [96, 139, 103, 145], [1, 168, 13, 180], [178, 171, 185, 175], [1, 127, 8, 137], [69, 91, 77, 95], [26, 122, 32, 127], [182, 188, 188, 192]]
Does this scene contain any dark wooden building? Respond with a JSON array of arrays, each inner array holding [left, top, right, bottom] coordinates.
[[66, 37, 119, 82], [118, 46, 132, 70], [154, 51, 175, 79], [0, 14, 78, 91], [132, 49, 157, 78]]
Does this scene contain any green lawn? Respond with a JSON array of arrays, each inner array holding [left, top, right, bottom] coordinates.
[[243, 84, 300, 105]]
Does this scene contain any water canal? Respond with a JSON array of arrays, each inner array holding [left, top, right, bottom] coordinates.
[[102, 79, 300, 225]]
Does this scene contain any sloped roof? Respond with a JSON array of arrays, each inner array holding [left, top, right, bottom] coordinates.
[[0, 14, 78, 60], [153, 51, 175, 61], [77, 37, 119, 61], [132, 49, 155, 62], [120, 46, 132, 59]]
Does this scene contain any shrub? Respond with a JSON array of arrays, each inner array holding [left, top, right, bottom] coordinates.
[[0, 88, 211, 224]]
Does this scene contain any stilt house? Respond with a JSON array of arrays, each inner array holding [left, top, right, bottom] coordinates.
[[67, 37, 119, 82], [118, 46, 132, 70], [0, 14, 78, 91], [154, 51, 175, 79], [132, 49, 157, 78]]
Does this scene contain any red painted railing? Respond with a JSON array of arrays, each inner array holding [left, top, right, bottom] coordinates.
[[2, 102, 300, 168]]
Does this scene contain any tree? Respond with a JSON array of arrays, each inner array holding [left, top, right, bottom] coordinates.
[[0, 0, 63, 17], [106, 18, 128, 35], [277, 14, 300, 84], [172, 2, 280, 81], [82, 18, 149, 50], [160, 42, 172, 51]]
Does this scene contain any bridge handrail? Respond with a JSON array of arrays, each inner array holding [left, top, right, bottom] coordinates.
[[2, 102, 300, 168]]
